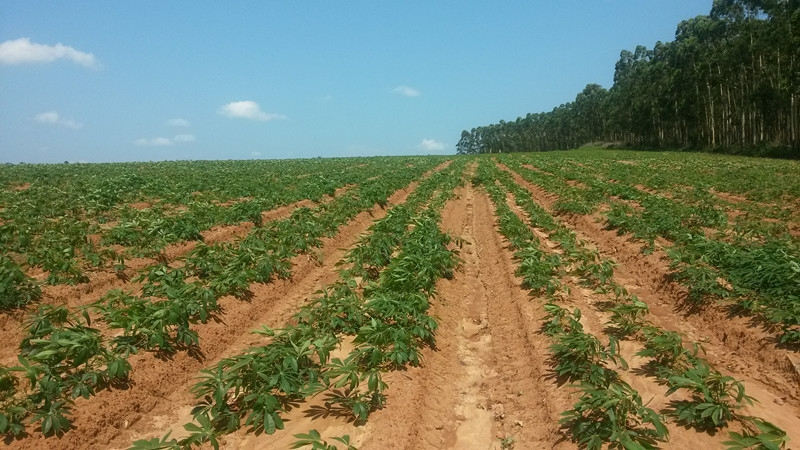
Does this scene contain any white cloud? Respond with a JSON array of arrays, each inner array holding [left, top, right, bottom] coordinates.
[[34, 111, 83, 129], [134, 134, 195, 146], [0, 37, 98, 68], [419, 138, 445, 151], [251, 151, 262, 157], [173, 134, 196, 142], [392, 85, 421, 97], [167, 118, 190, 127], [219, 100, 286, 121], [134, 137, 173, 147]]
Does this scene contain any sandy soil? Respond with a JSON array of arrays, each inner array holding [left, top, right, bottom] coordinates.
[[499, 162, 800, 391], [498, 162, 800, 443], [5, 160, 798, 449], [348, 185, 570, 450], [0, 184, 368, 367], [3, 174, 427, 449], [112, 180, 575, 450], [0, 196, 337, 369]]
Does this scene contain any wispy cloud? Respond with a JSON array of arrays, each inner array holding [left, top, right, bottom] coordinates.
[[0, 37, 98, 68], [219, 100, 286, 121], [251, 151, 262, 157], [166, 118, 190, 127], [134, 137, 173, 147], [34, 111, 83, 129], [173, 134, 196, 142], [134, 134, 196, 146], [392, 85, 421, 97], [419, 138, 445, 151]]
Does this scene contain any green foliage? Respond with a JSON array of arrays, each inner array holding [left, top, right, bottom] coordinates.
[[2, 305, 131, 436], [576, 258, 616, 291], [174, 161, 465, 442], [561, 381, 668, 450], [477, 156, 789, 450], [190, 325, 334, 436], [515, 246, 562, 295], [665, 361, 753, 430], [0, 254, 41, 309], [458, 3, 800, 156], [0, 156, 443, 297], [607, 297, 649, 337], [128, 431, 181, 450], [292, 429, 357, 450], [542, 303, 580, 337], [296, 282, 364, 335], [724, 418, 789, 450], [324, 358, 387, 423], [550, 327, 625, 387], [501, 152, 800, 346], [636, 326, 701, 378], [0, 366, 26, 437], [354, 293, 436, 368], [0, 156, 460, 442]]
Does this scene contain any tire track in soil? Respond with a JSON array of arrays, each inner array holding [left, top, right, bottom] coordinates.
[[498, 162, 800, 442], [8, 167, 443, 450], [194, 182, 571, 449], [339, 183, 567, 449]]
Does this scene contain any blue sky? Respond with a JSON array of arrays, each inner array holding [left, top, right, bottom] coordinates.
[[0, 1, 711, 163]]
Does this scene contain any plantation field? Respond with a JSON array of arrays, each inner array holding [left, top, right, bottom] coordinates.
[[0, 150, 798, 449]]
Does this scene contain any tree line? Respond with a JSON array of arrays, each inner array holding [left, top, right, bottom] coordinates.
[[458, 0, 800, 157]]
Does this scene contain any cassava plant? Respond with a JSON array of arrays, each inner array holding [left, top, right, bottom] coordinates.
[[561, 381, 669, 450]]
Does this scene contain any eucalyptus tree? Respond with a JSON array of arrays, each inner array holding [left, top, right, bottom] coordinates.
[[459, 0, 799, 157]]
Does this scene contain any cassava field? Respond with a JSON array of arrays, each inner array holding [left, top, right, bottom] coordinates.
[[0, 149, 798, 449]]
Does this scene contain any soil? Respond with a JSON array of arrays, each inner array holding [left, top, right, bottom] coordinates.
[[521, 164, 552, 176], [0, 187, 364, 363], [0, 197, 333, 368], [4, 164, 446, 450], [565, 179, 587, 189], [496, 162, 800, 441], [5, 160, 799, 449], [633, 183, 673, 199], [709, 188, 749, 204], [10, 182, 31, 191], [109, 179, 576, 450], [128, 201, 152, 210]]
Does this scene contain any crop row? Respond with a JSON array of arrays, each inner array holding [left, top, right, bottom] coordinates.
[[512, 152, 795, 249], [131, 159, 466, 448], [475, 162, 667, 448], [499, 154, 800, 346], [0, 157, 443, 308], [0, 160, 440, 439], [550, 150, 800, 207], [476, 159, 788, 449]]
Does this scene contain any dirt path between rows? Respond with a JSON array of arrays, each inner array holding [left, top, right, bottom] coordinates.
[[202, 182, 573, 449], [356, 184, 570, 449], [0, 195, 340, 368], [499, 162, 799, 387], [502, 193, 729, 447], [8, 168, 443, 450], [498, 162, 800, 442]]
